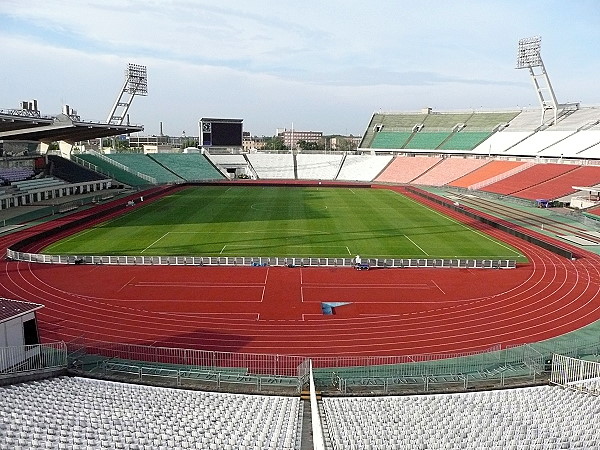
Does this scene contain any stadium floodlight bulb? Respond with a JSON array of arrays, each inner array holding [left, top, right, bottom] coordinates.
[[516, 36, 542, 69]]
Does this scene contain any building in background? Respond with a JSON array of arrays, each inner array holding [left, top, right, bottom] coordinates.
[[277, 129, 323, 150], [327, 135, 361, 151], [242, 133, 268, 152]]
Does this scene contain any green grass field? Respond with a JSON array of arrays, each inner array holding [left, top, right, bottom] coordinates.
[[43, 186, 526, 260]]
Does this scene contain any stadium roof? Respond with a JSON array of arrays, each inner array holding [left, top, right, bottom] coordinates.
[[0, 112, 54, 133], [0, 298, 44, 323], [0, 113, 143, 142]]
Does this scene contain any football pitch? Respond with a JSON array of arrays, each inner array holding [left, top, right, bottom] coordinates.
[[43, 186, 527, 261]]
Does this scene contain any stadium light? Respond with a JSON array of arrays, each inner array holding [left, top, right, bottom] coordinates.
[[516, 36, 542, 69], [515, 36, 559, 125], [106, 63, 148, 126], [125, 64, 148, 96]]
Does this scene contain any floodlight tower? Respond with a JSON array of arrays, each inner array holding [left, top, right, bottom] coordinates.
[[516, 36, 560, 126], [106, 63, 148, 125]]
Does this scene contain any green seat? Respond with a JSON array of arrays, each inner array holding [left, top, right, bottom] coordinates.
[[150, 153, 225, 181], [405, 132, 451, 149], [76, 154, 151, 186], [371, 132, 412, 149]]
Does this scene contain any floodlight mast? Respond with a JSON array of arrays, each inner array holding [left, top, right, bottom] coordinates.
[[516, 36, 559, 126], [106, 63, 148, 126]]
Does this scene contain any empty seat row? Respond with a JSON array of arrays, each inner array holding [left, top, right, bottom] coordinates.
[[0, 376, 301, 449]]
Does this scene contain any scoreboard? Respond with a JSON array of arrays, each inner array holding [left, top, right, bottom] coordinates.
[[199, 118, 243, 147]]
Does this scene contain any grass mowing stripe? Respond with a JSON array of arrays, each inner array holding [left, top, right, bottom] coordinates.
[[42, 186, 527, 261]]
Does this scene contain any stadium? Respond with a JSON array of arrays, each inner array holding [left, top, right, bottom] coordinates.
[[1, 39, 600, 449]]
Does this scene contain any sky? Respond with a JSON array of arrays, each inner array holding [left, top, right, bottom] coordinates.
[[1, 0, 599, 138]]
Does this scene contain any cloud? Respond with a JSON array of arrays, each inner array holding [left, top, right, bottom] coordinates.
[[1, 0, 599, 136]]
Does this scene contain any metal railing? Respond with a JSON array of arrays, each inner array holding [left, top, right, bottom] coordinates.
[[79, 360, 303, 394], [0, 342, 67, 377], [550, 354, 600, 395], [63, 336, 600, 395], [5, 250, 517, 270]]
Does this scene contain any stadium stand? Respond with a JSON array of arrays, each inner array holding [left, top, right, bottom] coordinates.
[[0, 167, 34, 184], [246, 153, 295, 179], [11, 176, 67, 193], [404, 131, 451, 150], [439, 131, 491, 150], [106, 153, 183, 183], [503, 130, 575, 156], [422, 112, 474, 129], [370, 131, 412, 149], [471, 130, 533, 155], [296, 153, 344, 180], [375, 156, 442, 183], [579, 141, 600, 159], [76, 153, 151, 187], [149, 153, 224, 181], [47, 155, 107, 183], [322, 385, 600, 449], [482, 163, 578, 196], [410, 157, 490, 186], [360, 112, 428, 148], [501, 109, 545, 131], [539, 130, 600, 158], [470, 110, 542, 155], [550, 107, 600, 131], [0, 376, 302, 450], [362, 111, 520, 151], [205, 154, 247, 167], [376, 113, 428, 129], [463, 111, 520, 129], [336, 154, 393, 181], [448, 160, 527, 189], [510, 165, 600, 200]]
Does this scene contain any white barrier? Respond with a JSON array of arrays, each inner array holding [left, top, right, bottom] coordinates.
[[6, 248, 516, 269]]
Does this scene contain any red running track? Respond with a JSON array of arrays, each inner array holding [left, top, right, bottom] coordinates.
[[1, 185, 599, 357]]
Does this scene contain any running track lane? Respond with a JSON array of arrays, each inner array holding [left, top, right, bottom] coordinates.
[[0, 186, 599, 357]]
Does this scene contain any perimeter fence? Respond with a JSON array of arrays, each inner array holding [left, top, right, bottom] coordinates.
[[64, 335, 600, 395]]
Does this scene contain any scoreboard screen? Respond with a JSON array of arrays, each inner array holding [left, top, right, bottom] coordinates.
[[200, 118, 243, 147]]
